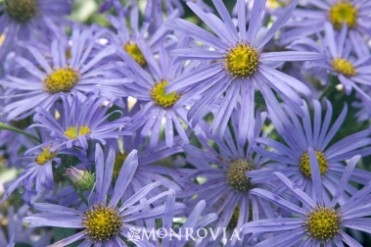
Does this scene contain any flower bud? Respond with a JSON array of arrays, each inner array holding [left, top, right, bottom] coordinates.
[[66, 167, 95, 191]]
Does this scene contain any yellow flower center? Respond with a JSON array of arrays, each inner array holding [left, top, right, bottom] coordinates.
[[225, 43, 259, 78], [123, 42, 146, 66], [331, 58, 356, 77], [306, 207, 340, 242], [83, 204, 122, 242], [151, 80, 181, 108], [44, 67, 79, 93], [299, 151, 328, 178], [64, 125, 91, 140], [226, 159, 254, 192], [35, 147, 56, 165], [113, 152, 127, 179], [328, 2, 358, 29], [4, 0, 38, 23]]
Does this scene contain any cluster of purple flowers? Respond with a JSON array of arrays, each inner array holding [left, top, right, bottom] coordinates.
[[0, 0, 370, 246]]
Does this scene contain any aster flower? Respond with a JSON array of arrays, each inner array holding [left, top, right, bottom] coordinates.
[[23, 145, 180, 246], [32, 94, 129, 150], [282, 0, 371, 53], [180, 112, 274, 245], [292, 23, 371, 114], [118, 42, 192, 148], [252, 99, 371, 200], [1, 136, 62, 203], [107, 4, 177, 68], [243, 151, 371, 247], [1, 25, 118, 120], [167, 0, 325, 135], [0, 0, 71, 60]]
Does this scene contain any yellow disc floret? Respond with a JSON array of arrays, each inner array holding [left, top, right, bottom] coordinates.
[[35, 147, 56, 165], [5, 0, 38, 23], [151, 80, 181, 108], [44, 67, 79, 93], [306, 207, 340, 242], [123, 42, 146, 66], [83, 204, 122, 242], [328, 2, 358, 30], [64, 125, 91, 140], [331, 58, 356, 77], [226, 159, 254, 192], [225, 43, 259, 78], [300, 151, 328, 178]]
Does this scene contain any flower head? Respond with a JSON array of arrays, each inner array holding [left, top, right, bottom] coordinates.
[[33, 94, 128, 150], [181, 112, 273, 244], [24, 145, 178, 246], [243, 152, 371, 247], [2, 26, 118, 120], [0, 0, 71, 60], [167, 0, 324, 135], [118, 42, 192, 147], [254, 100, 371, 198]]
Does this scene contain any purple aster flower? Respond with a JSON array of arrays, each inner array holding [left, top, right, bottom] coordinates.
[[118, 42, 192, 148], [291, 23, 371, 114], [0, 125, 87, 204], [23, 145, 180, 246], [1, 137, 62, 203], [106, 4, 176, 68], [243, 151, 371, 247], [32, 94, 129, 150], [1, 25, 118, 120], [253, 99, 371, 200], [167, 0, 325, 135], [180, 112, 275, 245], [0, 0, 71, 60], [282, 0, 371, 53]]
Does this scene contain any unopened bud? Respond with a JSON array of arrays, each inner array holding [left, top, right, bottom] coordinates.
[[66, 167, 95, 191]]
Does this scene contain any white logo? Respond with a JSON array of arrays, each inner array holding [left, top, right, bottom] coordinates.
[[127, 227, 242, 242], [127, 228, 141, 241]]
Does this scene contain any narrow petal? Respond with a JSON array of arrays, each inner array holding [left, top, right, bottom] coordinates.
[[259, 0, 299, 48], [274, 172, 315, 209], [308, 148, 323, 204], [24, 214, 83, 228], [109, 150, 138, 208], [243, 218, 303, 233], [260, 51, 325, 62], [48, 231, 86, 247], [250, 188, 306, 215], [330, 156, 360, 207]]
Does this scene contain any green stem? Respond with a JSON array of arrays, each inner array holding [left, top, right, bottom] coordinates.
[[0, 122, 40, 142], [319, 76, 338, 100], [319, 85, 333, 100]]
